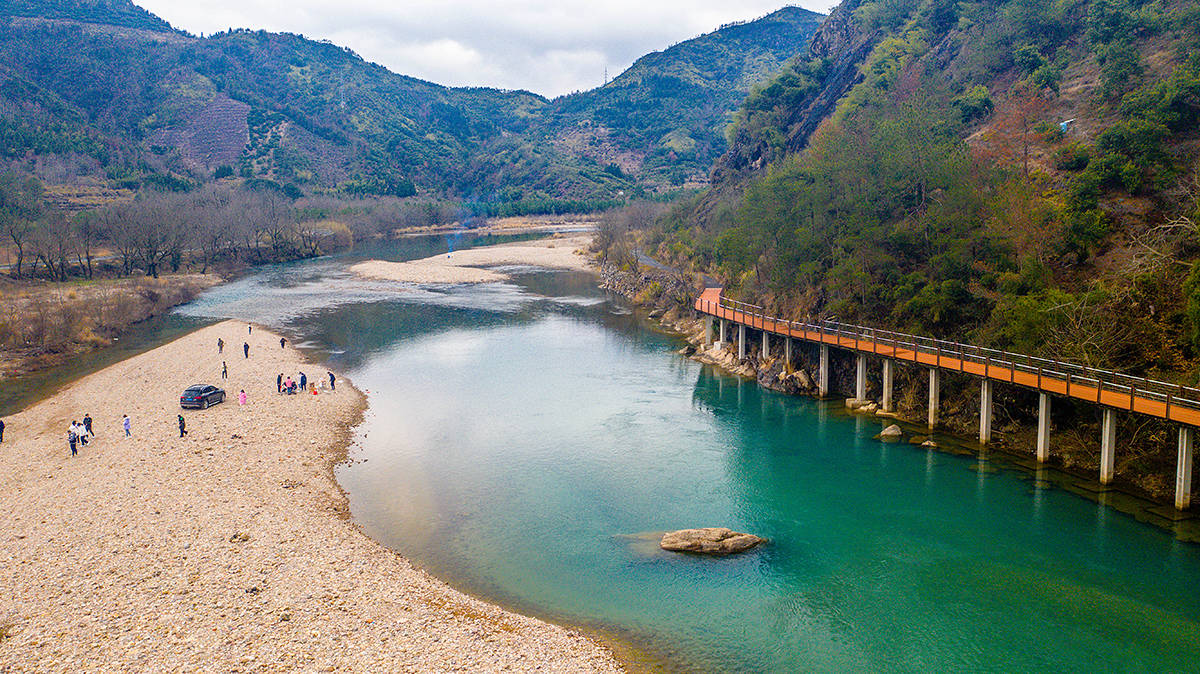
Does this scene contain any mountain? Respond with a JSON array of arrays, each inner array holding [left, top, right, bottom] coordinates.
[[0, 0, 548, 199], [645, 0, 1200, 383], [0, 0, 823, 204], [611, 0, 1200, 498], [0, 0, 174, 32], [539, 7, 825, 187]]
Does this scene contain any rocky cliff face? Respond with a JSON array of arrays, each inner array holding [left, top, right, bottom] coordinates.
[[692, 0, 878, 232], [805, 0, 870, 60], [782, 34, 878, 155], [715, 0, 877, 179]]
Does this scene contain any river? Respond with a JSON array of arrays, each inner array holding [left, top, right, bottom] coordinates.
[[9, 233, 1200, 671]]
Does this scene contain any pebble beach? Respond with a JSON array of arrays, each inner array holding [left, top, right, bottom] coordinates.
[[0, 321, 621, 671], [350, 234, 595, 284]]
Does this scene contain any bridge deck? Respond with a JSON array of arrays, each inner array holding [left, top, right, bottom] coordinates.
[[696, 287, 1200, 427]]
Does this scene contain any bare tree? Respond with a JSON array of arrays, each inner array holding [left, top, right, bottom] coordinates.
[[0, 171, 45, 277], [126, 196, 174, 279], [31, 212, 74, 282], [1128, 165, 1200, 275], [191, 186, 235, 273], [1042, 288, 1131, 369], [163, 197, 193, 273], [101, 202, 141, 276], [72, 211, 102, 279]]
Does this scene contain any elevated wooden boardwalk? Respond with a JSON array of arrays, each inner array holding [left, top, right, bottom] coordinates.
[[695, 287, 1199, 509], [696, 287, 1200, 426]]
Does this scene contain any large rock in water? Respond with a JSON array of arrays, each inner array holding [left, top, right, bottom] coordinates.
[[660, 528, 766, 555]]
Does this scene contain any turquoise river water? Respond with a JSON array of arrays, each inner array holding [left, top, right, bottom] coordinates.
[[11, 233, 1200, 671]]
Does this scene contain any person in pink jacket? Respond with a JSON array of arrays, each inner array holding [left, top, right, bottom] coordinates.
[[238, 390, 247, 406]]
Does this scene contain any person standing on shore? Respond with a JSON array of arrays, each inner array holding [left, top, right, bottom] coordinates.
[[280, 337, 286, 349], [299, 372, 307, 391], [83, 413, 93, 437], [328, 371, 335, 391], [68, 422, 78, 456], [177, 414, 187, 438], [221, 361, 228, 380], [243, 342, 250, 359], [248, 324, 252, 335], [238, 389, 247, 406], [0, 417, 5, 443], [217, 338, 224, 354], [122, 414, 131, 437], [277, 373, 283, 393]]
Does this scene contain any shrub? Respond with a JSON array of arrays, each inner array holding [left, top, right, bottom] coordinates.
[[952, 85, 993, 123], [1053, 143, 1091, 171], [1098, 41, 1143, 95], [1187, 265, 1200, 352], [1013, 44, 1046, 74], [1065, 209, 1110, 256]]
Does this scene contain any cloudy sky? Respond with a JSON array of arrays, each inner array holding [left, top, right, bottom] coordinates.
[[134, 1, 838, 98]]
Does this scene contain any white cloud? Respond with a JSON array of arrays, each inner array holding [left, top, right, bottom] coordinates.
[[133, 0, 838, 97]]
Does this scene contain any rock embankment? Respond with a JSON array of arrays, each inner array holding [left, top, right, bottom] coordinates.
[[600, 261, 823, 395], [599, 263, 692, 318]]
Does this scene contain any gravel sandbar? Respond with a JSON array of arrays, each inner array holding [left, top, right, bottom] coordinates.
[[350, 234, 595, 284], [0, 321, 620, 671]]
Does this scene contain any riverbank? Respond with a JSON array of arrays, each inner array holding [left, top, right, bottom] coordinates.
[[0, 274, 221, 380], [392, 214, 599, 237], [351, 233, 596, 284], [599, 262, 1198, 513], [0, 321, 620, 671]]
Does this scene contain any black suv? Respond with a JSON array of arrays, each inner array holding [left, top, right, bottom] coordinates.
[[180, 384, 226, 409]]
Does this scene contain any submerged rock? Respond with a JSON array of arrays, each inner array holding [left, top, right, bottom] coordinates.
[[660, 528, 766, 555]]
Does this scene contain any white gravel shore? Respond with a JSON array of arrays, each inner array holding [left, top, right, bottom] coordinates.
[[350, 234, 595, 284], [0, 321, 621, 671]]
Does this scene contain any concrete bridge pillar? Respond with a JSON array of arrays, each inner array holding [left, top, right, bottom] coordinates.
[[785, 338, 792, 368], [819, 344, 829, 397], [1177, 426, 1194, 510], [762, 331, 770, 359], [1037, 393, 1051, 463], [882, 359, 894, 413], [855, 353, 867, 402], [979, 380, 994, 445], [928, 369, 939, 429], [719, 319, 728, 344], [704, 316, 713, 347], [1100, 408, 1116, 485], [738, 324, 746, 360]]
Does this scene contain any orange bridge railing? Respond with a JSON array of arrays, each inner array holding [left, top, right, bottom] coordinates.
[[695, 287, 1200, 427]]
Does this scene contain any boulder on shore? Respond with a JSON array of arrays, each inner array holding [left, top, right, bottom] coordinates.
[[660, 528, 766, 555], [875, 424, 903, 442], [880, 424, 903, 436]]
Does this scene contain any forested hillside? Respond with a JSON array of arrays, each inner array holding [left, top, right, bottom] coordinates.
[[480, 7, 825, 192], [0, 0, 173, 31], [0, 1, 822, 206], [646, 0, 1200, 383]]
